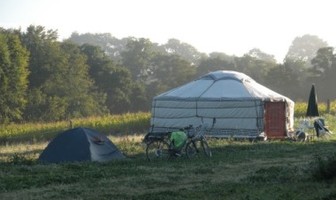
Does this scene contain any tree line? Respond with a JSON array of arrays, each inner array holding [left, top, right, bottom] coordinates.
[[1, 25, 335, 124]]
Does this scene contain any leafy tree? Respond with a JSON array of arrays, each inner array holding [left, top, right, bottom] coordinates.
[[21, 26, 107, 121], [21, 25, 67, 121], [120, 38, 158, 82], [246, 48, 277, 63], [265, 62, 301, 99], [197, 52, 235, 76], [68, 32, 128, 60], [24, 88, 68, 121], [310, 47, 336, 100], [129, 83, 149, 112], [162, 38, 206, 66], [20, 25, 59, 89], [0, 32, 29, 123], [80, 44, 135, 114], [311, 47, 335, 78], [285, 34, 328, 66], [233, 55, 276, 84], [53, 42, 107, 118], [149, 54, 196, 95]]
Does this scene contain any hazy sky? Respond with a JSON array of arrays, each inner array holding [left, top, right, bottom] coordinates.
[[1, 0, 335, 62]]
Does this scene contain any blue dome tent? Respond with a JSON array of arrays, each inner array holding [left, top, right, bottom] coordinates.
[[39, 127, 125, 163]]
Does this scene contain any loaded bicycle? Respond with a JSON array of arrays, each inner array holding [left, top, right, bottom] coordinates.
[[143, 118, 216, 161]]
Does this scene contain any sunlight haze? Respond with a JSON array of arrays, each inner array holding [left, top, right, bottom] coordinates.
[[1, 0, 336, 62]]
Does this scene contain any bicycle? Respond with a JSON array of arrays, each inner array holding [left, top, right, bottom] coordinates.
[[144, 118, 215, 161]]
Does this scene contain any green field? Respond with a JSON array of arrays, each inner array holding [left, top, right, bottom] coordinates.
[[0, 111, 336, 199]]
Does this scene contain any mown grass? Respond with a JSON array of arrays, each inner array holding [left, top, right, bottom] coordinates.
[[1, 134, 336, 199], [0, 111, 336, 199]]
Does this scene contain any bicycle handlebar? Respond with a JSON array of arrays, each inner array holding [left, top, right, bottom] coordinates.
[[182, 125, 193, 130]]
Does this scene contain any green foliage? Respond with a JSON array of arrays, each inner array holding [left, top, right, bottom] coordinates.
[[162, 38, 206, 66], [68, 32, 128, 60], [149, 54, 196, 95], [0, 112, 151, 144], [80, 44, 135, 113], [310, 47, 336, 100], [266, 61, 304, 99], [21, 25, 59, 88], [0, 31, 29, 123], [2, 26, 336, 125], [121, 38, 157, 82], [129, 83, 149, 112], [197, 52, 236, 76], [23, 89, 67, 121], [57, 42, 108, 118], [20, 26, 107, 121], [237, 53, 277, 84], [285, 34, 328, 64]]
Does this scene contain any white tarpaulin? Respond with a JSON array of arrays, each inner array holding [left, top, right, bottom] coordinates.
[[151, 70, 294, 138]]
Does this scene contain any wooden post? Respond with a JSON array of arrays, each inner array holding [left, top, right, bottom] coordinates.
[[69, 119, 73, 128], [327, 99, 330, 114]]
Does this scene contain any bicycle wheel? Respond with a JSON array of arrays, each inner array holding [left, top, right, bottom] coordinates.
[[186, 140, 212, 158], [201, 140, 212, 157], [146, 140, 170, 161]]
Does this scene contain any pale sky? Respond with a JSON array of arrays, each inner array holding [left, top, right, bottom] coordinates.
[[1, 0, 336, 62]]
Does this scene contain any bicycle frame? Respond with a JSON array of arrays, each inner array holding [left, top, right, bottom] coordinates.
[[145, 117, 215, 161]]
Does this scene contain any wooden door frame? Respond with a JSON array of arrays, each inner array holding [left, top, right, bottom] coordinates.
[[264, 102, 286, 139]]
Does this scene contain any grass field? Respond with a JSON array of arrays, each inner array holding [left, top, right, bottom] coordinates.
[[0, 112, 336, 199]]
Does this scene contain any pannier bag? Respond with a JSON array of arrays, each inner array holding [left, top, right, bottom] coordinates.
[[169, 131, 187, 150]]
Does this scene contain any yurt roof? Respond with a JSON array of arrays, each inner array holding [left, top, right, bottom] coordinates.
[[155, 70, 292, 102]]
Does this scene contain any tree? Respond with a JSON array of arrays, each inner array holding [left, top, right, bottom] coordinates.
[[310, 47, 336, 100], [80, 44, 135, 114], [264, 62, 301, 99], [311, 47, 334, 78], [120, 38, 158, 82], [162, 38, 206, 66], [21, 25, 68, 121], [68, 32, 128, 60], [246, 48, 277, 63], [0, 32, 29, 123], [149, 54, 196, 95], [21, 26, 107, 121], [20, 25, 59, 89], [197, 52, 235, 76], [129, 83, 149, 112], [52, 42, 107, 118], [285, 34, 328, 66], [233, 55, 276, 84]]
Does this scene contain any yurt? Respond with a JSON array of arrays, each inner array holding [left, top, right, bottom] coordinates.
[[150, 70, 294, 139]]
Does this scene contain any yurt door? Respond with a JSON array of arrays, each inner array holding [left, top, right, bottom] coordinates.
[[264, 102, 286, 138]]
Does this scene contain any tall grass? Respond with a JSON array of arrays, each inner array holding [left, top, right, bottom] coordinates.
[[2, 100, 336, 143], [0, 112, 151, 144], [295, 100, 336, 117]]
